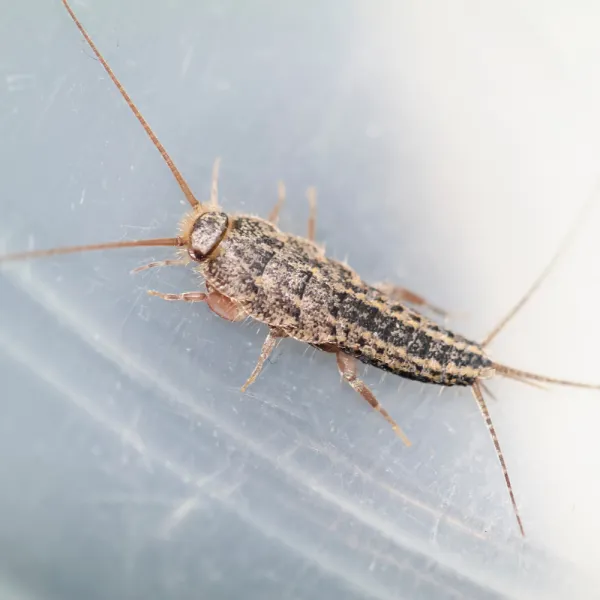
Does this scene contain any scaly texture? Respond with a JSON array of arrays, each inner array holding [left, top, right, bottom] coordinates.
[[199, 215, 494, 386]]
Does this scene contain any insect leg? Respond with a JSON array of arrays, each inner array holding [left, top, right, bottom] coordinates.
[[147, 290, 207, 302], [147, 287, 246, 323], [204, 288, 246, 322], [268, 182, 286, 224], [375, 283, 447, 318], [131, 259, 189, 274], [335, 351, 411, 447], [306, 186, 317, 241], [241, 329, 286, 392], [472, 381, 525, 536]]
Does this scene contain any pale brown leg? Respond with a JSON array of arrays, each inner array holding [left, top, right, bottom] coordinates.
[[205, 288, 245, 322], [210, 157, 221, 207], [241, 329, 285, 392], [148, 287, 247, 322], [131, 259, 189, 274], [148, 290, 207, 302], [472, 381, 525, 537], [268, 181, 286, 224], [336, 352, 411, 447], [306, 186, 317, 241], [376, 283, 447, 318]]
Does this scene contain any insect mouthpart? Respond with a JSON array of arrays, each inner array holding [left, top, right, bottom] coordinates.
[[188, 211, 229, 261]]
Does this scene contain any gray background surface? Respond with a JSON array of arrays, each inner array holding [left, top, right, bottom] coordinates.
[[2, 1, 600, 599]]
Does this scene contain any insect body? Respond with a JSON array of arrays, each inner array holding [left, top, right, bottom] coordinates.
[[2, 0, 599, 538], [197, 211, 493, 388]]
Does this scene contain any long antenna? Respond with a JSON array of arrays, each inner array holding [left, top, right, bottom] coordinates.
[[482, 185, 599, 348], [61, 0, 200, 209], [0, 237, 184, 263]]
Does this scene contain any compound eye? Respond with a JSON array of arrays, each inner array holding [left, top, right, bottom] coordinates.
[[189, 212, 229, 261]]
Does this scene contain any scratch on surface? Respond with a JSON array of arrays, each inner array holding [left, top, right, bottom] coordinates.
[[6, 73, 35, 92], [0, 325, 392, 600], [158, 494, 202, 539], [0, 330, 147, 459], [431, 480, 458, 544], [38, 74, 68, 120], [5, 268, 523, 599], [180, 43, 195, 78], [119, 287, 148, 332]]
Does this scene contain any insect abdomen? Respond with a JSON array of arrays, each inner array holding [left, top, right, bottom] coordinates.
[[335, 294, 492, 386]]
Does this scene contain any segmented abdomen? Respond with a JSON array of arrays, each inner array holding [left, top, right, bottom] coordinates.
[[202, 216, 492, 386], [333, 293, 491, 386]]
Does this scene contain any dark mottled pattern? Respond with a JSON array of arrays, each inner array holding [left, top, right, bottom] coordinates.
[[199, 215, 492, 387], [190, 212, 229, 259]]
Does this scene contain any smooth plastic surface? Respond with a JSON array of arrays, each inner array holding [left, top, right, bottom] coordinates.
[[2, 2, 600, 599]]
